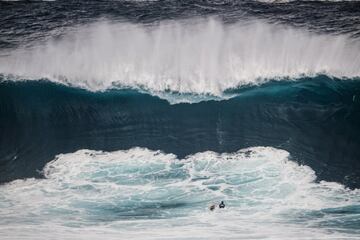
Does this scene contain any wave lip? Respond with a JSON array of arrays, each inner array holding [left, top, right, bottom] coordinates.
[[0, 19, 360, 95], [0, 147, 359, 239]]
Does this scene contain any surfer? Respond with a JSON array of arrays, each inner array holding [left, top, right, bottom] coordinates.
[[209, 201, 225, 211]]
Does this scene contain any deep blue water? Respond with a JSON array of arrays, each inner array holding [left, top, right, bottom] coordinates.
[[1, 76, 360, 188]]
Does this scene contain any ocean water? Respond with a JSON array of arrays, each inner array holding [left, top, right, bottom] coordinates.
[[0, 1, 360, 239]]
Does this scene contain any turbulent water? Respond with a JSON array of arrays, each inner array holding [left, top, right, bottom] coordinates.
[[0, 1, 360, 239]]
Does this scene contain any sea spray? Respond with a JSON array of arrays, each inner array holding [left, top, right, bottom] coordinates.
[[0, 18, 359, 94]]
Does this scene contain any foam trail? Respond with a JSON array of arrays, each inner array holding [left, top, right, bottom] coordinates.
[[0, 147, 359, 239], [0, 19, 360, 95]]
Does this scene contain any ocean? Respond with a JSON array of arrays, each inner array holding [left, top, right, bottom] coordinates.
[[0, 1, 359, 239]]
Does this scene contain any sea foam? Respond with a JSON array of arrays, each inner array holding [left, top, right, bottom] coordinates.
[[0, 147, 359, 239]]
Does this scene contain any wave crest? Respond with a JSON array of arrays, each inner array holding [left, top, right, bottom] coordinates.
[[0, 19, 360, 95]]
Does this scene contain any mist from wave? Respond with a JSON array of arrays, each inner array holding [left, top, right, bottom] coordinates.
[[0, 18, 360, 95]]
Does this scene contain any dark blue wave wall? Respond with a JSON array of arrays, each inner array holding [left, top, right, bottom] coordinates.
[[1, 76, 360, 188]]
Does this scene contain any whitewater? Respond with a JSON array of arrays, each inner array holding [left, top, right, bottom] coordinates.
[[1, 147, 359, 239]]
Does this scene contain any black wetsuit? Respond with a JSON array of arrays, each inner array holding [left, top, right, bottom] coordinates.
[[219, 201, 225, 208]]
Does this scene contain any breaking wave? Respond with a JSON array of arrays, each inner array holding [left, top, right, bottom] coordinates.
[[0, 19, 360, 95]]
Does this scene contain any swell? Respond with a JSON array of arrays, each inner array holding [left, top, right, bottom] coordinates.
[[1, 75, 360, 188]]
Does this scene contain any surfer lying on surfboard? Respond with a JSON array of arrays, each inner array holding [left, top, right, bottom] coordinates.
[[209, 201, 225, 211]]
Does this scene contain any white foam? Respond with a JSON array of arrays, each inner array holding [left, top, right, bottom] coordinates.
[[0, 147, 359, 239], [0, 18, 359, 96]]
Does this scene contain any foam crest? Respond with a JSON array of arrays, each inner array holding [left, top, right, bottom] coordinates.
[[0, 147, 359, 239], [0, 19, 359, 95]]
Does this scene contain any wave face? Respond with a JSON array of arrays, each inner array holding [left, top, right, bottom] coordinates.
[[1, 19, 360, 95], [0, 147, 359, 239], [1, 76, 360, 189]]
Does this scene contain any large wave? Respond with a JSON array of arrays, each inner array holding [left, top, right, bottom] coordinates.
[[1, 76, 360, 188], [0, 147, 359, 239], [0, 19, 359, 95]]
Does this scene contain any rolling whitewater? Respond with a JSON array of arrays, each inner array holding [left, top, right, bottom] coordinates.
[[0, 1, 360, 239]]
